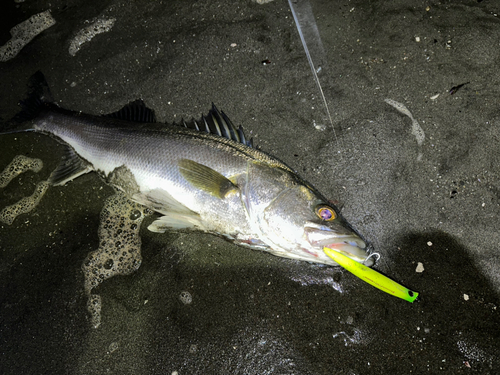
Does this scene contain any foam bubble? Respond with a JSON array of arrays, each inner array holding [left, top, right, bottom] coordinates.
[[0, 155, 43, 188], [0, 11, 56, 62], [87, 294, 102, 329], [69, 17, 116, 56], [0, 181, 50, 225], [179, 291, 193, 305], [0, 155, 49, 225], [82, 190, 149, 328]]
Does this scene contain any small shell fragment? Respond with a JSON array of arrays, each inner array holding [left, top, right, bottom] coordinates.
[[179, 291, 192, 304], [384, 99, 425, 147], [416, 262, 424, 273]]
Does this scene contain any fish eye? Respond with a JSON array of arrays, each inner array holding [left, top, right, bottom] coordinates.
[[315, 205, 336, 221]]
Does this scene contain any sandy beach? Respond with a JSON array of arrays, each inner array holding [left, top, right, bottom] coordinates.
[[1, 0, 499, 373]]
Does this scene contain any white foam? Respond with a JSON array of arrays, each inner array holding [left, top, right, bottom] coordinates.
[[0, 155, 43, 188], [0, 155, 48, 225], [69, 17, 116, 56], [0, 11, 55, 62], [0, 181, 50, 225], [82, 191, 149, 328]]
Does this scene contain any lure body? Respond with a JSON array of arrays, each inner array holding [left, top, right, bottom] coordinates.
[[324, 247, 418, 302]]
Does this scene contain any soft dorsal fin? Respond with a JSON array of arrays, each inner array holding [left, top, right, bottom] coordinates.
[[104, 100, 156, 123], [177, 104, 253, 148]]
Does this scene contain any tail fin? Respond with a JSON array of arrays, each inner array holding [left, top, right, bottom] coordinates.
[[1, 71, 54, 134], [14, 71, 54, 122]]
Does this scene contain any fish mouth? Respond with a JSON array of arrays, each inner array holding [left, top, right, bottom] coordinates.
[[304, 226, 374, 266], [324, 240, 375, 267]]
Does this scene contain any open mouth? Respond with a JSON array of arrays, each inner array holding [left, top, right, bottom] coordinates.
[[304, 226, 374, 266], [320, 236, 375, 267], [325, 241, 375, 267]]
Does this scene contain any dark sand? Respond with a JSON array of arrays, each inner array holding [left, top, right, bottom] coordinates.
[[1, 0, 499, 373]]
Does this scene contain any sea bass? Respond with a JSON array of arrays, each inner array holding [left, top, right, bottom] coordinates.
[[3, 72, 374, 267]]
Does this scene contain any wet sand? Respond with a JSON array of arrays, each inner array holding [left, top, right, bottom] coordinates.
[[1, 0, 499, 373]]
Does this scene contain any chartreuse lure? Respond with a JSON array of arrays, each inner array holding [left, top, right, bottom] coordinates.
[[323, 247, 418, 303]]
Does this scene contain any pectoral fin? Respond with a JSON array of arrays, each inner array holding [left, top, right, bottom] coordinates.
[[178, 159, 238, 199]]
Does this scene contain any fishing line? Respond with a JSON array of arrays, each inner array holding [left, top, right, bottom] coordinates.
[[288, 0, 342, 154]]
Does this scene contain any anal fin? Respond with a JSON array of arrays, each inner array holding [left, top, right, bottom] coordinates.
[[48, 147, 92, 186]]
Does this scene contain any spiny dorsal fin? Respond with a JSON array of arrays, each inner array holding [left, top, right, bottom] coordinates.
[[105, 100, 156, 123], [177, 104, 253, 148]]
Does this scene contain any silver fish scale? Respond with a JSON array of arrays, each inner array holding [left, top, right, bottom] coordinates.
[[33, 110, 274, 238], [24, 104, 371, 267]]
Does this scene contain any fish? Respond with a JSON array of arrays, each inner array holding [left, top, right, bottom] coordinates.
[[2, 72, 374, 267]]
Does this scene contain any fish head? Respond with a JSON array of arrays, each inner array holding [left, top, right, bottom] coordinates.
[[257, 184, 374, 267]]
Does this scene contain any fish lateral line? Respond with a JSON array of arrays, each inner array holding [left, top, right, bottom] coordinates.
[[2, 72, 376, 276], [323, 247, 419, 303]]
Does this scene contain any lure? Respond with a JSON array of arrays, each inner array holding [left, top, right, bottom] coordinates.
[[323, 247, 419, 302]]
